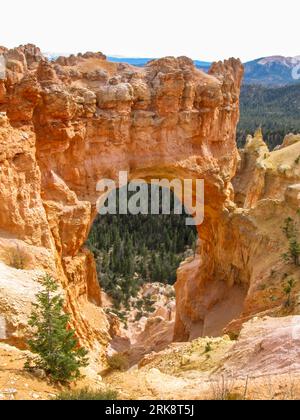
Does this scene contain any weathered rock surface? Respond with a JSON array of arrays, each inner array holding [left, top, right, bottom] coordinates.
[[0, 45, 300, 391], [105, 316, 300, 400], [0, 262, 43, 349], [175, 123, 300, 342], [106, 283, 176, 363], [0, 44, 245, 357], [233, 129, 300, 208], [1, 315, 300, 400], [218, 316, 300, 377]]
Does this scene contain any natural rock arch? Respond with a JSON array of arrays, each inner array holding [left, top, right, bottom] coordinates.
[[0, 45, 245, 353]]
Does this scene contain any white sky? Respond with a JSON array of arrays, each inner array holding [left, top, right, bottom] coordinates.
[[1, 0, 300, 62]]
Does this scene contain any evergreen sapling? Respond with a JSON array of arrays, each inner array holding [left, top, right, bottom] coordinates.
[[26, 274, 88, 383]]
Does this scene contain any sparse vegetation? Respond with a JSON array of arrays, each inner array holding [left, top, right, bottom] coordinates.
[[283, 278, 296, 308], [166, 289, 176, 299], [108, 308, 128, 327], [135, 299, 144, 310], [54, 388, 118, 400], [205, 342, 213, 353], [282, 218, 300, 266], [132, 296, 156, 318], [210, 375, 248, 400], [228, 332, 239, 341], [25, 274, 88, 383], [143, 296, 156, 313], [107, 353, 129, 371], [6, 245, 30, 269], [135, 311, 144, 322]]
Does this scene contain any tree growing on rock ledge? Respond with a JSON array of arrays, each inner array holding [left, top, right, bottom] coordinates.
[[283, 278, 296, 308], [282, 217, 300, 266], [25, 274, 88, 383]]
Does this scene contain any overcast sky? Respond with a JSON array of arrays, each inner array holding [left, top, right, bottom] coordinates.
[[1, 0, 299, 62]]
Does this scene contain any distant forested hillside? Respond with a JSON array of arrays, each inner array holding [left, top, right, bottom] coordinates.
[[238, 83, 300, 149], [243, 57, 300, 86], [87, 189, 197, 309]]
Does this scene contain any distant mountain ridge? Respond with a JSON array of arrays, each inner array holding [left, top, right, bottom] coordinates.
[[107, 55, 300, 86], [43, 52, 300, 87], [107, 56, 212, 70], [244, 56, 300, 86]]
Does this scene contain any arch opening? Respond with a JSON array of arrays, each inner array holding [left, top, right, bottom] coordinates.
[[86, 184, 198, 361]]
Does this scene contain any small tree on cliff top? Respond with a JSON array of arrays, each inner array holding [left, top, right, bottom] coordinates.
[[26, 274, 88, 383]]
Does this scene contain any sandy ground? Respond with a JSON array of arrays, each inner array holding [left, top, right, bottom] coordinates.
[[2, 317, 300, 400], [0, 344, 60, 400], [0, 343, 104, 400], [104, 334, 300, 400]]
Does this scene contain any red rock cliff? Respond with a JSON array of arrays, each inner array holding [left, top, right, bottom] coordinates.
[[0, 44, 244, 354]]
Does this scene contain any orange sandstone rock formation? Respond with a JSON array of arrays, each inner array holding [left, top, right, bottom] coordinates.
[[1, 44, 299, 361], [1, 44, 248, 355]]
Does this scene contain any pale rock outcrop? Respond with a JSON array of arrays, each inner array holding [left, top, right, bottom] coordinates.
[[0, 262, 44, 349], [106, 316, 300, 400], [107, 283, 176, 364], [210, 132, 300, 338], [219, 316, 300, 377], [233, 129, 270, 207], [175, 126, 300, 342], [279, 133, 300, 149], [234, 130, 300, 208]]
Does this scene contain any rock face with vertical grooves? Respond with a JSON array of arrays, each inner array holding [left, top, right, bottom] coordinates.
[[4, 43, 288, 357]]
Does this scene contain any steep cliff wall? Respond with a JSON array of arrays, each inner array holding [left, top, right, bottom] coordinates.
[[1, 44, 246, 354]]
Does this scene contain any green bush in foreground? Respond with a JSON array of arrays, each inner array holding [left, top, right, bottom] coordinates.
[[26, 274, 89, 384], [55, 388, 118, 400]]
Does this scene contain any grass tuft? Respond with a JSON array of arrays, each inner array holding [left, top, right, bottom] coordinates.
[[54, 388, 118, 400]]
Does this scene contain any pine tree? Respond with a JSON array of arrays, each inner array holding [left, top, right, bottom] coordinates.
[[284, 278, 296, 308], [282, 218, 300, 266], [26, 274, 88, 383]]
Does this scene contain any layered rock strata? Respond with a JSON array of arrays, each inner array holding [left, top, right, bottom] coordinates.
[[0, 43, 259, 353]]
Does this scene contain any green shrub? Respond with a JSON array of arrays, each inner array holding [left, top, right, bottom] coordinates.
[[283, 278, 296, 307], [204, 342, 212, 353], [135, 311, 144, 321], [225, 392, 245, 401], [282, 218, 300, 266], [6, 246, 30, 269], [26, 274, 88, 383], [135, 300, 144, 310], [107, 353, 129, 371], [55, 388, 118, 400]]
